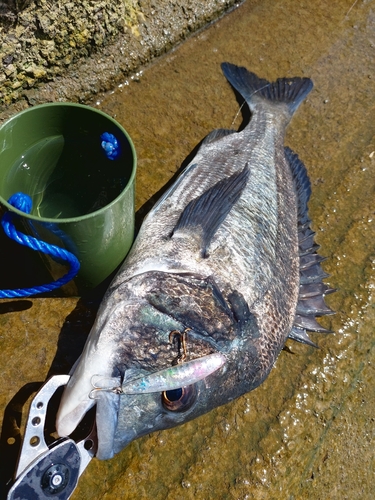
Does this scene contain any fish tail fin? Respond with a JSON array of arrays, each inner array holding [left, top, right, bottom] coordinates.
[[221, 62, 313, 115]]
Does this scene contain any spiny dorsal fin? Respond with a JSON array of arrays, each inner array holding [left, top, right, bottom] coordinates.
[[284, 147, 311, 226], [298, 228, 319, 255], [300, 253, 326, 270], [221, 63, 313, 115], [172, 164, 250, 257], [299, 263, 330, 285], [296, 295, 334, 316], [294, 314, 333, 334], [284, 148, 335, 346], [299, 282, 336, 299], [288, 327, 318, 348]]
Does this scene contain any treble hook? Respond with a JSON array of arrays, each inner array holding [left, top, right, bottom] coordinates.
[[89, 375, 122, 399]]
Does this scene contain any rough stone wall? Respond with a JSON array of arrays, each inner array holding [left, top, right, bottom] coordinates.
[[0, 0, 136, 103], [0, 0, 239, 116]]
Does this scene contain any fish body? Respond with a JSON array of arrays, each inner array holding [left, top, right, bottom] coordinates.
[[56, 64, 333, 459]]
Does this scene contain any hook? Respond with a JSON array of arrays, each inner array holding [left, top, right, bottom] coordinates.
[[89, 375, 122, 399]]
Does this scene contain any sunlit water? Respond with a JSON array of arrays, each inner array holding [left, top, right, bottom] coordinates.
[[7, 134, 127, 219]]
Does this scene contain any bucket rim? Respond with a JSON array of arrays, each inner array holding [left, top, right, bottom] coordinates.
[[0, 102, 137, 224]]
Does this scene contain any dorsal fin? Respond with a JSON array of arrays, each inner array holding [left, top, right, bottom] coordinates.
[[172, 164, 250, 257], [288, 327, 318, 348], [284, 146, 311, 226], [293, 314, 333, 333], [285, 148, 335, 347]]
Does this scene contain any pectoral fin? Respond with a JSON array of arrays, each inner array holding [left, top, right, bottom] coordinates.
[[172, 164, 250, 256]]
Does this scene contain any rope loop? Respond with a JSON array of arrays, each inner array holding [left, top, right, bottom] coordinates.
[[0, 192, 80, 298], [8, 192, 33, 213], [0, 131, 119, 298]]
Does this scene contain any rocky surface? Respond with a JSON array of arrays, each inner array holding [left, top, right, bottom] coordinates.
[[0, 0, 238, 121]]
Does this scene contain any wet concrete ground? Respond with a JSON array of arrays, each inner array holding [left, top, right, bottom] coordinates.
[[1, 0, 375, 498]]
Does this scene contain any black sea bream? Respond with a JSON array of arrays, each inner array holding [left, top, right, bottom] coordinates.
[[56, 63, 334, 459]]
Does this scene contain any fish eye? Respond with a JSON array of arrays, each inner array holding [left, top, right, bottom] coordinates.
[[161, 384, 197, 412]]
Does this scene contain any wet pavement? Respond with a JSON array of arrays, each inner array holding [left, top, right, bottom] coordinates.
[[1, 0, 375, 498]]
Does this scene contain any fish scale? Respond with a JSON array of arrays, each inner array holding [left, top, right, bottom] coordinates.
[[251, 152, 299, 381], [56, 63, 333, 461], [118, 127, 281, 306]]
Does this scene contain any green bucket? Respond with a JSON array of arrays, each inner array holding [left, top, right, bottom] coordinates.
[[0, 103, 136, 293]]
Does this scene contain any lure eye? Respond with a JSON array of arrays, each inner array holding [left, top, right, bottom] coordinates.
[[161, 384, 197, 412]]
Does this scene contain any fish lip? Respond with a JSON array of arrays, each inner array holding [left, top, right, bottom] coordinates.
[[56, 398, 95, 437], [95, 390, 120, 460]]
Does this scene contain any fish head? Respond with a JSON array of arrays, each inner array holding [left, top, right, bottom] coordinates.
[[106, 335, 258, 460], [56, 288, 258, 460], [105, 355, 226, 459]]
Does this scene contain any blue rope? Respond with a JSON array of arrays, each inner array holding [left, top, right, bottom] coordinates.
[[100, 132, 120, 160], [0, 131, 119, 298], [0, 193, 80, 298]]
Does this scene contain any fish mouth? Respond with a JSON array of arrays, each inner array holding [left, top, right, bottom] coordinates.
[[56, 348, 115, 437], [93, 353, 227, 459], [55, 372, 121, 459], [56, 398, 95, 437], [95, 390, 121, 460], [56, 366, 96, 437]]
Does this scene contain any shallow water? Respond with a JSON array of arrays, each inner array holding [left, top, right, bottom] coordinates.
[[1, 0, 375, 498]]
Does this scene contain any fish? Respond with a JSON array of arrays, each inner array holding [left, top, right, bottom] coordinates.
[[56, 63, 334, 460]]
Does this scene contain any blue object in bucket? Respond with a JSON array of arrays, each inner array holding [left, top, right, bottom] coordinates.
[[101, 132, 120, 160], [0, 193, 80, 298]]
